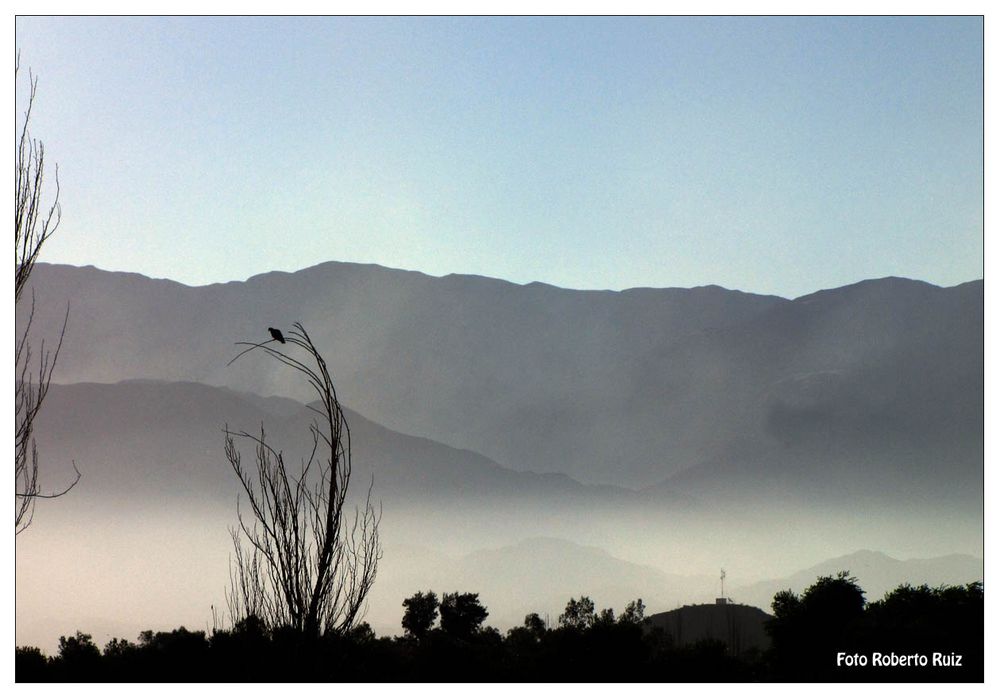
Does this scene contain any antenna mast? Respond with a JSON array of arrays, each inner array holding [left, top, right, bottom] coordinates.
[[720, 568, 726, 598]]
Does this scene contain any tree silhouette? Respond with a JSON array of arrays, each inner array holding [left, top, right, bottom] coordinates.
[[801, 571, 865, 622], [767, 571, 866, 677], [522, 612, 547, 639], [597, 607, 616, 625], [14, 646, 47, 681], [620, 598, 646, 625], [439, 591, 488, 640], [224, 323, 381, 638], [15, 579, 981, 681], [766, 573, 982, 681], [15, 58, 76, 533], [558, 596, 596, 629], [402, 591, 439, 640], [862, 582, 983, 680], [57, 632, 100, 666]]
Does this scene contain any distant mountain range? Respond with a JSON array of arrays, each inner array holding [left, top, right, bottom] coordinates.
[[18, 262, 983, 500], [14, 261, 983, 655], [370, 536, 717, 634], [730, 549, 985, 612], [370, 542, 986, 637], [17, 507, 982, 653]]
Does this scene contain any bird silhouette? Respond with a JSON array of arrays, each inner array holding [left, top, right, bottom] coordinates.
[[268, 327, 286, 344]]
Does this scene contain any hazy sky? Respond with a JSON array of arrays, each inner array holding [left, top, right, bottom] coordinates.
[[15, 16, 983, 297]]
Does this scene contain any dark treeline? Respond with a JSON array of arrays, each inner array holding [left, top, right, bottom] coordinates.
[[16, 577, 982, 682], [768, 574, 983, 682]]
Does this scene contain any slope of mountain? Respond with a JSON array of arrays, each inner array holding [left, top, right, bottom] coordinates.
[[15, 262, 778, 487], [17, 262, 982, 498], [24, 378, 980, 581], [30, 379, 630, 509], [18, 382, 674, 652], [729, 549, 985, 612], [15, 263, 983, 661], [16, 387, 982, 654]]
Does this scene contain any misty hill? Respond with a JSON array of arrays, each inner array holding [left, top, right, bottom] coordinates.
[[18, 262, 982, 498], [19, 380, 669, 652], [652, 277, 983, 505], [31, 379, 628, 510], [25, 378, 981, 589], [730, 549, 984, 612], [370, 537, 717, 634]]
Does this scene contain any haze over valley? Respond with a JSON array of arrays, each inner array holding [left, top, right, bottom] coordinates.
[[15, 262, 983, 653]]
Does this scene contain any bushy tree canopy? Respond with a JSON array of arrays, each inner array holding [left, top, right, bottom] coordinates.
[[439, 591, 489, 639], [558, 596, 596, 629], [402, 591, 440, 640]]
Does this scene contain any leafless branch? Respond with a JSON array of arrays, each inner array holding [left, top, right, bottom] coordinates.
[[223, 323, 381, 637], [16, 62, 61, 303], [15, 61, 76, 533]]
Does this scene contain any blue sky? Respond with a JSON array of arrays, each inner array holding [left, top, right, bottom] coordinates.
[[14, 16, 983, 297]]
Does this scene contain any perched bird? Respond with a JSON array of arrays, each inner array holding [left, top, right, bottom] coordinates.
[[268, 327, 286, 344]]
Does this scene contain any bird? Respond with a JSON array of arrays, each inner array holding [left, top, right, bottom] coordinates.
[[268, 327, 286, 344]]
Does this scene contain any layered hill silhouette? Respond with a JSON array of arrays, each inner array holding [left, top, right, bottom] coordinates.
[[371, 537, 718, 634], [30, 380, 628, 510], [730, 549, 984, 611], [14, 261, 983, 670], [19, 262, 982, 493], [21, 376, 977, 572], [19, 384, 984, 654]]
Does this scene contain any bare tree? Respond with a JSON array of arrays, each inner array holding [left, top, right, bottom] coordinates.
[[15, 58, 77, 534], [224, 323, 381, 637]]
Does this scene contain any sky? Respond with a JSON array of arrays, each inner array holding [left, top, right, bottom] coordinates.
[[14, 16, 983, 298]]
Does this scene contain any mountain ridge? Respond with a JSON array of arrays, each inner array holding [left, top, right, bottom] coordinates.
[[730, 548, 984, 612], [18, 262, 983, 490], [33, 379, 635, 506], [33, 260, 980, 297]]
